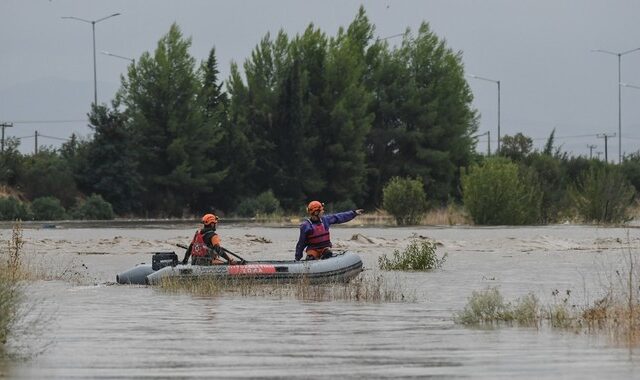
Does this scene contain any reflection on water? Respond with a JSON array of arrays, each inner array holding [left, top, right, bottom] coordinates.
[[3, 225, 640, 378]]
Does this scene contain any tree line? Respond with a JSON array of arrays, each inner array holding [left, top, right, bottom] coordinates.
[[1, 7, 477, 218], [2, 7, 638, 223]]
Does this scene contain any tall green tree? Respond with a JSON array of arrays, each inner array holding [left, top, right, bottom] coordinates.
[[367, 22, 477, 206], [314, 8, 374, 205], [74, 105, 144, 214], [118, 23, 221, 216], [227, 33, 283, 198], [0, 138, 23, 186], [195, 47, 231, 212]]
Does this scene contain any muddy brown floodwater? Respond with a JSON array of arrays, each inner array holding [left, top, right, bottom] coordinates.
[[1, 222, 640, 379]]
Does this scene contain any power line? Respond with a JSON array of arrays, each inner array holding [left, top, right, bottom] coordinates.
[[8, 119, 88, 124], [529, 133, 600, 141], [12, 134, 70, 142]]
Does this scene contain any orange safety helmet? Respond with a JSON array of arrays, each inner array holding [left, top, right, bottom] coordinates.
[[201, 213, 218, 225], [307, 201, 324, 215]]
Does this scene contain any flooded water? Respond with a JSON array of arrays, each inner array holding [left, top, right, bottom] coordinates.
[[2, 223, 640, 379]]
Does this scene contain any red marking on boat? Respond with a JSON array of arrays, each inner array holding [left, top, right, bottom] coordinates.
[[228, 265, 277, 275]]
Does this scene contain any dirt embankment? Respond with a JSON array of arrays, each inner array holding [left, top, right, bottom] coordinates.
[[0, 185, 25, 201]]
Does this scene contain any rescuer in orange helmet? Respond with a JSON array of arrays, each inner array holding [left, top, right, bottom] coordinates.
[[182, 213, 236, 265], [295, 201, 364, 261]]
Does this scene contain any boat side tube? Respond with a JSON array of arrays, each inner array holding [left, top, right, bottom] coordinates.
[[116, 264, 154, 285]]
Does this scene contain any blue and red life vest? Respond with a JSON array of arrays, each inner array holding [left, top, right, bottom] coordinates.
[[305, 219, 332, 250]]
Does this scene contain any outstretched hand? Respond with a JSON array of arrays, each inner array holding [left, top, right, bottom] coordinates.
[[355, 209, 364, 215]]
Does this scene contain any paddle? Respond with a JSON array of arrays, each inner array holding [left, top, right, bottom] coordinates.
[[175, 243, 246, 264], [221, 247, 247, 265]]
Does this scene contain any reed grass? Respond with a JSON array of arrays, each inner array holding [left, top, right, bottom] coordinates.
[[157, 271, 413, 302], [457, 264, 640, 346], [0, 223, 24, 352]]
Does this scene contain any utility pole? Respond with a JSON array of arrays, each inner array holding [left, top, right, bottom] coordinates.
[[1, 122, 13, 153], [35, 130, 38, 155], [596, 133, 616, 162], [587, 144, 597, 159], [473, 131, 491, 156]]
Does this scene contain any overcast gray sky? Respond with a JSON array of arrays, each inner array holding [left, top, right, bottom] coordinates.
[[2, 0, 640, 160]]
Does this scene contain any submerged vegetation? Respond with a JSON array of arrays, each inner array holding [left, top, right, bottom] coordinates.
[[457, 247, 640, 346], [157, 272, 413, 303], [378, 239, 446, 271]]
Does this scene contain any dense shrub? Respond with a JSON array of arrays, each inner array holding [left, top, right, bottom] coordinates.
[[523, 153, 564, 223], [569, 165, 635, 223], [0, 197, 30, 221], [70, 194, 115, 220], [254, 190, 281, 215], [18, 150, 78, 208], [455, 287, 541, 326], [31, 196, 67, 221], [462, 157, 542, 225], [0, 138, 24, 186], [378, 239, 446, 271], [235, 190, 281, 217], [621, 152, 640, 193], [382, 177, 428, 225]]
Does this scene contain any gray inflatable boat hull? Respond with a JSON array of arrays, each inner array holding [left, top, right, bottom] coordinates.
[[146, 252, 363, 285], [117, 252, 363, 285]]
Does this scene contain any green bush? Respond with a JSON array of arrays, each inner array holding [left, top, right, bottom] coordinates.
[[18, 150, 78, 208], [31, 196, 67, 221], [382, 177, 428, 225], [254, 190, 281, 215], [523, 153, 564, 223], [455, 287, 509, 324], [621, 152, 640, 193], [70, 194, 115, 220], [378, 239, 446, 271], [0, 197, 30, 221], [462, 157, 542, 225], [235, 190, 281, 217], [235, 197, 259, 217], [569, 165, 635, 223], [455, 288, 541, 326]]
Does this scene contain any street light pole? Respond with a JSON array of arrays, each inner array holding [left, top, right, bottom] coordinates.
[[101, 50, 135, 64], [620, 82, 640, 160], [468, 74, 501, 152], [592, 47, 640, 163], [62, 13, 121, 106], [620, 82, 640, 90]]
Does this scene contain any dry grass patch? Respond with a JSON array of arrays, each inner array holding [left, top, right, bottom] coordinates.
[[0, 223, 26, 354], [421, 205, 471, 225]]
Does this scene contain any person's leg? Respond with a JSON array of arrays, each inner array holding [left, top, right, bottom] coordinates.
[[320, 249, 333, 259], [305, 249, 321, 260]]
